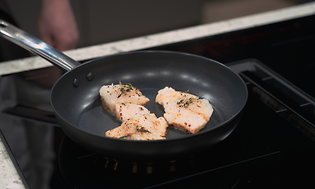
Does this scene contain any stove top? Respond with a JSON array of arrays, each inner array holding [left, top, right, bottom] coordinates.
[[1, 14, 315, 189], [46, 59, 315, 189]]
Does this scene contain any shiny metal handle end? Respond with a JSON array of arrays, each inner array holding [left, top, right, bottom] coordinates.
[[0, 20, 80, 71]]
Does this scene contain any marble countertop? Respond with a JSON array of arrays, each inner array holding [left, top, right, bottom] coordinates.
[[1, 2, 315, 188], [0, 137, 25, 189]]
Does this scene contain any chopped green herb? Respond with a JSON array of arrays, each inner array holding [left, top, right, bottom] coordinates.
[[125, 83, 137, 90], [137, 127, 150, 133], [177, 97, 198, 108], [117, 82, 137, 98]]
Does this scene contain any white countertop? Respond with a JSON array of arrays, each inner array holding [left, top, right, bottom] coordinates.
[[1, 2, 315, 188], [0, 137, 25, 189]]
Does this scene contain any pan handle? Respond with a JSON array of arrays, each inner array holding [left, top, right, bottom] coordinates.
[[0, 20, 80, 71]]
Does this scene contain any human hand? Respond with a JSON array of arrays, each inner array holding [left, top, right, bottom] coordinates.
[[38, 0, 79, 51], [24, 0, 79, 88]]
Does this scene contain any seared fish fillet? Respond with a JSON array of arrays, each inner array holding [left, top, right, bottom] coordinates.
[[99, 83, 149, 115], [105, 114, 168, 140], [114, 103, 151, 122], [155, 87, 213, 134], [100, 83, 168, 140]]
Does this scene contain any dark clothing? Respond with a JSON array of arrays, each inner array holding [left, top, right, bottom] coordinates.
[[0, 0, 30, 62], [0, 23, 30, 62]]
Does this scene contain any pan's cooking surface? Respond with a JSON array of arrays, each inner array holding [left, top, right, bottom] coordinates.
[[51, 51, 247, 140], [77, 88, 223, 139]]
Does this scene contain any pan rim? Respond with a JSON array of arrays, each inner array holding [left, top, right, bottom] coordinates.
[[51, 50, 248, 143]]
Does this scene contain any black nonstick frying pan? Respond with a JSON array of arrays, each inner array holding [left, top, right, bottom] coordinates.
[[0, 20, 248, 162]]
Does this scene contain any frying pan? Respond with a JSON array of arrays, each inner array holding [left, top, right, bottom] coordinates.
[[0, 20, 248, 162]]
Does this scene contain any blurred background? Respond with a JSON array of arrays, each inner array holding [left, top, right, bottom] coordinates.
[[6, 0, 314, 48]]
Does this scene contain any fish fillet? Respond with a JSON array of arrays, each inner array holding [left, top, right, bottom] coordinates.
[[105, 113, 168, 140], [99, 83, 149, 115], [155, 87, 213, 134], [114, 103, 151, 122], [100, 83, 168, 140]]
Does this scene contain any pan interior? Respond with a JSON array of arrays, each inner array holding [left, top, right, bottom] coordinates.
[[51, 51, 247, 140]]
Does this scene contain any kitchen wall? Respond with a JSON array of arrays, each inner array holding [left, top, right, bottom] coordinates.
[[6, 0, 303, 48], [202, 0, 298, 23], [6, 0, 203, 48]]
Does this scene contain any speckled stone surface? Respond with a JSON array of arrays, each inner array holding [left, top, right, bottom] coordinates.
[[0, 138, 25, 189], [0, 2, 315, 188]]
